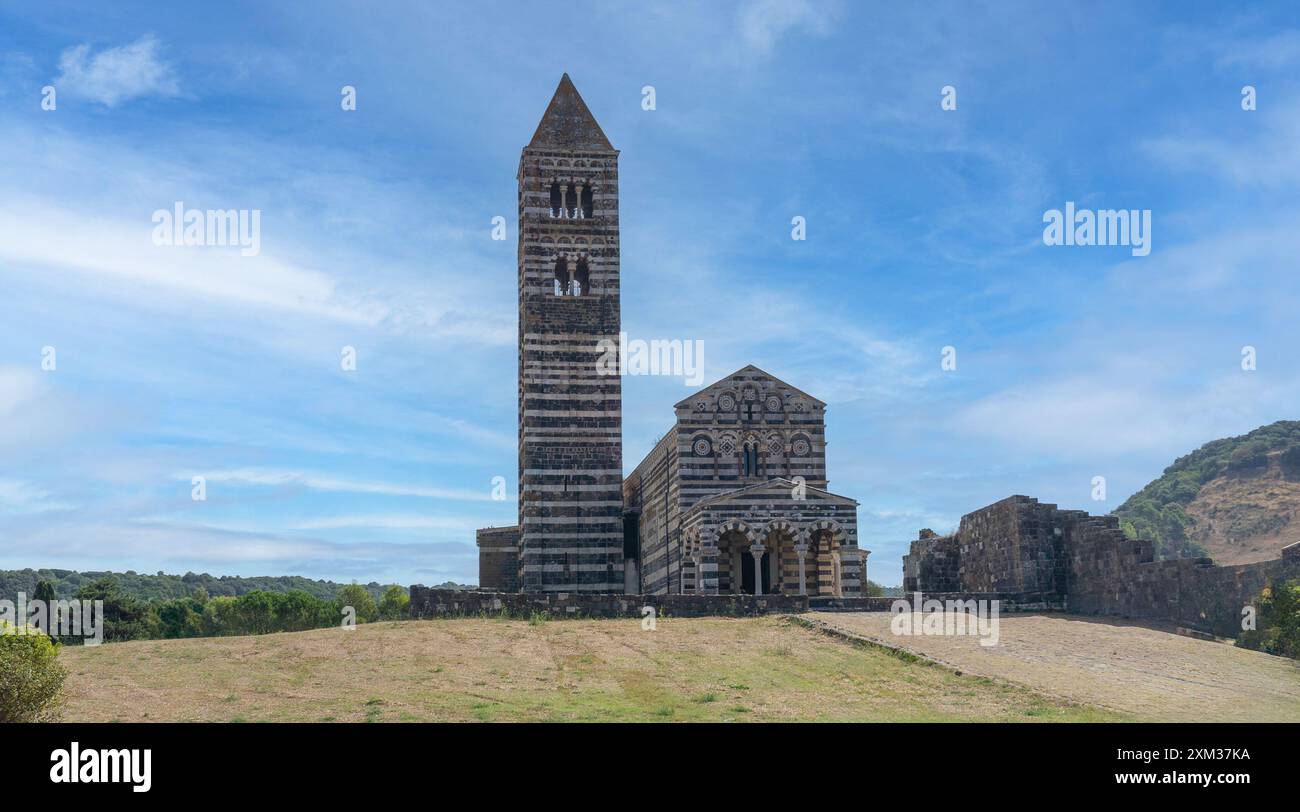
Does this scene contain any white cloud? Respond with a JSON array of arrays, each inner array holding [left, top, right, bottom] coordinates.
[[56, 34, 181, 107], [953, 371, 1290, 459], [1143, 97, 1300, 187], [0, 201, 382, 325], [291, 514, 483, 531], [737, 0, 836, 55], [0, 479, 71, 514], [192, 468, 501, 503]]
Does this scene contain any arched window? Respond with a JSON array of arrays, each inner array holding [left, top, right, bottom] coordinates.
[[553, 256, 568, 296], [741, 441, 760, 477], [549, 182, 561, 218], [581, 186, 594, 218], [574, 258, 590, 296]]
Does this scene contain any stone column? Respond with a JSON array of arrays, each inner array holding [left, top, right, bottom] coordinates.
[[698, 535, 720, 595], [793, 542, 809, 596], [560, 184, 569, 218], [749, 543, 766, 596], [575, 184, 585, 218]]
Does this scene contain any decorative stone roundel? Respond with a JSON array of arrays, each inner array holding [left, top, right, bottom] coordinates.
[[791, 437, 811, 456], [765, 395, 782, 412], [717, 393, 736, 412], [693, 437, 712, 456]]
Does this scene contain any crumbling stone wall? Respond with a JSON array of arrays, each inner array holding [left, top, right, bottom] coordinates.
[[902, 530, 959, 592], [902, 496, 1300, 636]]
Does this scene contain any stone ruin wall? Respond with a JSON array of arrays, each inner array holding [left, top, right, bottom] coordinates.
[[902, 495, 1300, 636]]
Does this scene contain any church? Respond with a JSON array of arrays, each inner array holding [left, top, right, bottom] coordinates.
[[475, 75, 868, 597]]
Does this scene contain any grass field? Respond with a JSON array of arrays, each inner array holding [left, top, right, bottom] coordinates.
[[57, 615, 1118, 722]]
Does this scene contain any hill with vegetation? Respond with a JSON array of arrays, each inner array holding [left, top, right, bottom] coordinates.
[[1114, 420, 1300, 562], [0, 568, 469, 603]]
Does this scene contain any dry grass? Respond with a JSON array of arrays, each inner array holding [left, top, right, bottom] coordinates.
[[57, 615, 1115, 722], [810, 611, 1300, 722]]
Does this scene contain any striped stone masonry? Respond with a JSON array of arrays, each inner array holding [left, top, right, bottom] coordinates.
[[625, 365, 865, 597], [472, 76, 869, 601], [516, 75, 624, 593]]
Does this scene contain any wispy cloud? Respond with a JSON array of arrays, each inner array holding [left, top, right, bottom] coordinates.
[[0, 479, 71, 514], [191, 469, 502, 503], [737, 0, 837, 55], [56, 34, 181, 107]]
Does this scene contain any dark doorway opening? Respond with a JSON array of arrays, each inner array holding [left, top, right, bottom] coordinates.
[[739, 550, 771, 595]]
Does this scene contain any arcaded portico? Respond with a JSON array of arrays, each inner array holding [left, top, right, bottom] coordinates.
[[678, 480, 865, 596]]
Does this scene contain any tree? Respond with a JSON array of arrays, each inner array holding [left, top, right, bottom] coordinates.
[[74, 578, 153, 642], [378, 585, 409, 620], [34, 579, 57, 606], [337, 583, 377, 623]]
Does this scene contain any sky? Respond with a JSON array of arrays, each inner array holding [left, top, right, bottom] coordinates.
[[1, 1, 1298, 588]]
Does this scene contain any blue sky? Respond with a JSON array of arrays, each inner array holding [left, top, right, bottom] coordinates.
[[1, 1, 1298, 587]]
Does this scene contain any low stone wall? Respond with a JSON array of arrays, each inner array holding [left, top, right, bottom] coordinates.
[[409, 587, 1068, 619], [1066, 550, 1300, 636], [408, 587, 808, 619]]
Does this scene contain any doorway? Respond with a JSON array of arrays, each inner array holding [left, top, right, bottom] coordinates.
[[739, 549, 771, 595]]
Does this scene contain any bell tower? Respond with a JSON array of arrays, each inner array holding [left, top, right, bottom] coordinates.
[[517, 74, 624, 592]]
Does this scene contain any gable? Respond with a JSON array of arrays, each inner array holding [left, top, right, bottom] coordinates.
[[673, 364, 825, 411]]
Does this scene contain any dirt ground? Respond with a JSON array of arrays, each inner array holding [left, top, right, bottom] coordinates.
[[808, 611, 1300, 722], [57, 615, 1112, 722]]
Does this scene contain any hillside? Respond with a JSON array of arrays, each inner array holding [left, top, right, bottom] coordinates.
[[57, 616, 1113, 722], [1114, 420, 1300, 562], [0, 568, 470, 603]]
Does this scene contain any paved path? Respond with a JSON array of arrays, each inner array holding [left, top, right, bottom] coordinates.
[[809, 611, 1300, 722]]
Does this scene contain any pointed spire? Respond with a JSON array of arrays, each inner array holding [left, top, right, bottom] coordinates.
[[527, 73, 614, 151]]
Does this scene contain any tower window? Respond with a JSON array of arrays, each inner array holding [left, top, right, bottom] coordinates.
[[553, 256, 567, 296], [552, 256, 590, 297], [549, 182, 562, 218], [574, 258, 590, 296], [581, 186, 594, 218]]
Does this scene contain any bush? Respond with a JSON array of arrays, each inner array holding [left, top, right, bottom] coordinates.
[[1281, 445, 1300, 478], [1237, 578, 1300, 659], [337, 584, 377, 623], [378, 585, 409, 620], [0, 620, 67, 722]]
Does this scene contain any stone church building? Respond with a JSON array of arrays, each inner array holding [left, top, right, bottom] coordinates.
[[476, 75, 867, 597]]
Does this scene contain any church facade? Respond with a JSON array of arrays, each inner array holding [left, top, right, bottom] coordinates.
[[476, 75, 867, 597]]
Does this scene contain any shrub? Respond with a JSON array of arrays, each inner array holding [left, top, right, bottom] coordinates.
[[378, 585, 409, 620], [1237, 578, 1300, 659], [336, 584, 377, 624], [1281, 445, 1300, 478], [0, 620, 67, 722]]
